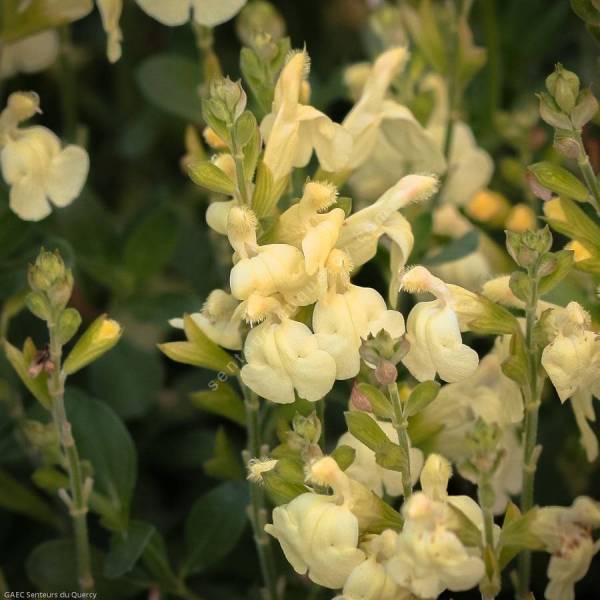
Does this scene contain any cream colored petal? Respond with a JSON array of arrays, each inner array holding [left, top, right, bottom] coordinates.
[[314, 295, 361, 379], [9, 177, 52, 221], [192, 0, 246, 26], [571, 390, 598, 462], [206, 199, 237, 235], [46, 145, 89, 207], [380, 101, 446, 174], [135, 0, 191, 25], [441, 122, 493, 206], [426, 305, 479, 383], [0, 31, 60, 77], [402, 302, 438, 382]]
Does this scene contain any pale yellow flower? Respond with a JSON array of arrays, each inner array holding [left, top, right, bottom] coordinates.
[[337, 174, 438, 268], [240, 318, 336, 404], [0, 93, 89, 222], [261, 50, 352, 183], [400, 266, 479, 383]]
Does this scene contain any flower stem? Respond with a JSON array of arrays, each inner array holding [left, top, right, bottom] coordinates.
[[387, 383, 412, 499], [239, 380, 280, 600], [478, 475, 500, 599], [229, 126, 251, 207], [575, 132, 600, 215], [517, 272, 542, 599], [48, 321, 94, 593], [316, 399, 326, 451]]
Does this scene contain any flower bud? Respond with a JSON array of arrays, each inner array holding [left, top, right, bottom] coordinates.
[[374, 360, 397, 386], [553, 131, 581, 159], [28, 249, 74, 311], [25, 292, 51, 321], [350, 382, 372, 412], [236, 1, 285, 48], [292, 412, 322, 445], [566, 240, 593, 263], [62, 315, 122, 375], [505, 203, 537, 233], [572, 88, 599, 129], [209, 77, 247, 122], [466, 189, 511, 227], [537, 92, 572, 130], [56, 308, 82, 345], [546, 64, 580, 114]]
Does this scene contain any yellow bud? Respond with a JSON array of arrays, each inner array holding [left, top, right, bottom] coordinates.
[[63, 315, 122, 375], [566, 240, 592, 262], [203, 126, 228, 150], [466, 190, 510, 226], [505, 203, 537, 232], [543, 197, 567, 223]]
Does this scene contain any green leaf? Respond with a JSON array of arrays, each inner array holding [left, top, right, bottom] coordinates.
[[263, 456, 308, 505], [136, 54, 202, 123], [182, 481, 249, 576], [571, 0, 600, 26], [538, 250, 574, 295], [3, 339, 52, 409], [190, 381, 246, 426], [0, 0, 93, 43], [159, 314, 238, 373], [89, 339, 164, 420], [501, 332, 529, 386], [447, 502, 483, 549], [405, 381, 440, 417], [123, 205, 180, 282], [528, 162, 589, 202], [356, 383, 393, 419], [0, 468, 57, 526], [498, 504, 544, 569], [66, 390, 136, 531], [105, 520, 156, 579], [344, 411, 389, 451], [330, 445, 356, 471], [141, 531, 180, 592], [188, 161, 236, 195], [425, 230, 480, 267], [203, 427, 244, 480], [27, 539, 135, 598]]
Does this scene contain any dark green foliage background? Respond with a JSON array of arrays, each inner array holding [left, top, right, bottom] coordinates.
[[0, 1, 599, 598]]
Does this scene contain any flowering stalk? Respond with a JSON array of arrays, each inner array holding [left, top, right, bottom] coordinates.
[[387, 382, 412, 499], [239, 379, 280, 600], [229, 123, 251, 207], [478, 472, 500, 599], [517, 263, 542, 598], [574, 132, 600, 214], [47, 317, 94, 593]]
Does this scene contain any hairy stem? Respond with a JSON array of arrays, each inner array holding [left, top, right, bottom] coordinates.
[[387, 383, 413, 499], [575, 132, 600, 215], [229, 126, 251, 207], [316, 399, 326, 451], [240, 380, 280, 600], [48, 321, 94, 592], [478, 475, 500, 599], [517, 273, 542, 598]]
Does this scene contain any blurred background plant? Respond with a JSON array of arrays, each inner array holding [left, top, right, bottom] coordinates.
[[0, 0, 599, 599]]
